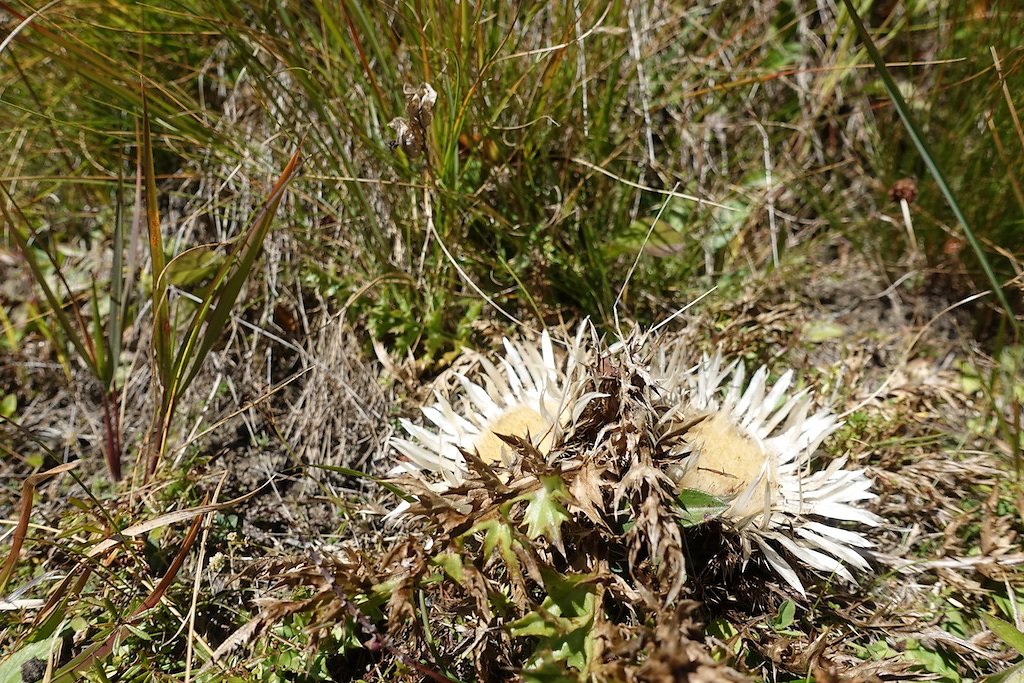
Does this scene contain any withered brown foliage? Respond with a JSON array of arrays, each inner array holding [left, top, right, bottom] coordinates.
[[598, 602, 747, 683], [217, 338, 747, 681]]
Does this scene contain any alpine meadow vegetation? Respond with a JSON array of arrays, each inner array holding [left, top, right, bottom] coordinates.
[[2, 1, 1023, 681]]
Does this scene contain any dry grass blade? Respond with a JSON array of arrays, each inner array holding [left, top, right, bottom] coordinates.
[[48, 511, 206, 681], [84, 485, 267, 560], [4, 482, 268, 656], [126, 509, 206, 619], [0, 461, 79, 593]]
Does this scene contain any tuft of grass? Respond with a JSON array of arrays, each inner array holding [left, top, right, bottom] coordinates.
[[840, 0, 1021, 334], [1, 178, 130, 481], [188, 1, 888, 356]]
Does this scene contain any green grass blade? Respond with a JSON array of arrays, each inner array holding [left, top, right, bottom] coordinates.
[[308, 463, 415, 502], [140, 98, 173, 391], [176, 146, 303, 391], [0, 2, 215, 147], [983, 613, 1024, 655], [839, 0, 1019, 334], [89, 280, 109, 385], [108, 159, 127, 390]]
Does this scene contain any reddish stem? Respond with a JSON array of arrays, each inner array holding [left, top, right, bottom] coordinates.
[[100, 389, 122, 481]]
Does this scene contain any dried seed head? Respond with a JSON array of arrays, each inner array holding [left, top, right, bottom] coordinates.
[[388, 83, 437, 158], [387, 117, 423, 157], [404, 82, 436, 127], [889, 177, 918, 204]]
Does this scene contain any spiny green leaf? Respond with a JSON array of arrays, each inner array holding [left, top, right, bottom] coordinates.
[[476, 519, 514, 562], [509, 571, 600, 679], [431, 552, 464, 583], [509, 609, 560, 640], [520, 475, 571, 551]]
